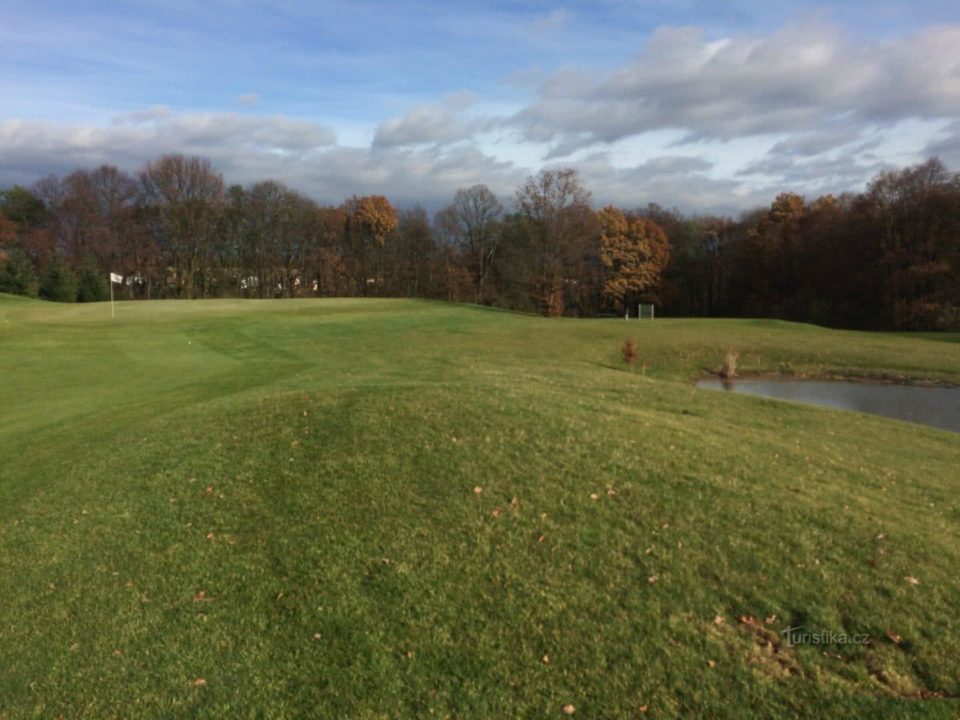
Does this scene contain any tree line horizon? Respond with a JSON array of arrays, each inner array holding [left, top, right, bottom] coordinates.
[[1, 154, 957, 331]]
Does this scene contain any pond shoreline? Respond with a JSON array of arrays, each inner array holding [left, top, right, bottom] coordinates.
[[697, 370, 958, 389], [696, 374, 960, 433]]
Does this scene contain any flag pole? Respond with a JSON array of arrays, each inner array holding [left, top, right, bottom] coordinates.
[[109, 273, 122, 318]]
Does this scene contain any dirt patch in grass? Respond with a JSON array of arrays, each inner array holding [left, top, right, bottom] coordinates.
[[738, 616, 803, 679], [708, 615, 802, 681], [709, 614, 958, 701]]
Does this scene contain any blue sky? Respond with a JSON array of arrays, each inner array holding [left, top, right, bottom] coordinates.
[[2, 0, 959, 213]]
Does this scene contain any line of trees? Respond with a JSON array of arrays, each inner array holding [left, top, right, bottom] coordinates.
[[1, 155, 958, 329], [654, 159, 960, 330]]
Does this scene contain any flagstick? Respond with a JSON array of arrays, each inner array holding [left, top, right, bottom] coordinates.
[[110, 277, 115, 318]]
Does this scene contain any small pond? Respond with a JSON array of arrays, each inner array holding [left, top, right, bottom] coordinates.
[[696, 378, 960, 433]]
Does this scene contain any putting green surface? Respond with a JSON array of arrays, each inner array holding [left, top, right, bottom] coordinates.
[[1, 295, 958, 718]]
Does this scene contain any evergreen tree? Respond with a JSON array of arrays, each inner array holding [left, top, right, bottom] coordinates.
[[0, 249, 39, 297], [39, 255, 78, 302], [76, 259, 108, 302]]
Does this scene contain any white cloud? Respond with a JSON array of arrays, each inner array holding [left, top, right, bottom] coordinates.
[[372, 93, 490, 148], [0, 110, 337, 185], [510, 20, 960, 157], [291, 143, 525, 208], [765, 127, 866, 158], [0, 111, 523, 210], [924, 121, 960, 168], [737, 151, 892, 193], [2, 19, 958, 216], [568, 153, 762, 214]]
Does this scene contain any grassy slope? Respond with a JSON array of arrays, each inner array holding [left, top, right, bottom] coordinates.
[[1, 294, 958, 719]]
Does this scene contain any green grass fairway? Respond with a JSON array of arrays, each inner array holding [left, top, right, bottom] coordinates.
[[1, 295, 958, 719]]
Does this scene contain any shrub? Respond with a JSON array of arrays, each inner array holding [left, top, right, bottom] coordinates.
[[39, 255, 78, 303], [0, 249, 39, 297], [76, 260, 109, 302]]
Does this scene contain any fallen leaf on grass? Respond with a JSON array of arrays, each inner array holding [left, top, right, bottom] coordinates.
[[194, 678, 206, 687], [904, 576, 920, 585], [707, 659, 716, 668], [491, 507, 502, 518], [647, 575, 659, 584], [205, 532, 215, 541], [714, 615, 725, 626], [473, 486, 483, 494], [589, 493, 599, 501], [885, 630, 903, 645], [193, 591, 213, 602], [562, 704, 576, 715]]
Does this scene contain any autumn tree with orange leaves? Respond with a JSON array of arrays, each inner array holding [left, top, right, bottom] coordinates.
[[598, 206, 671, 315], [345, 195, 398, 295]]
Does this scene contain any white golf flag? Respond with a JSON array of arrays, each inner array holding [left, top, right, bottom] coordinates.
[[110, 272, 122, 283]]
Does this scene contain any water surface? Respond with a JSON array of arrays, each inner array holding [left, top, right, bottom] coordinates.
[[696, 378, 960, 433]]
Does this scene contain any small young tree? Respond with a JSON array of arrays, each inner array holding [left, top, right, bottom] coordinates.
[[720, 350, 739, 379], [0, 249, 39, 297], [39, 255, 78, 302], [76, 259, 108, 302]]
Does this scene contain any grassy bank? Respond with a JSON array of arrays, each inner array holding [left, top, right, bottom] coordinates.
[[1, 296, 958, 718]]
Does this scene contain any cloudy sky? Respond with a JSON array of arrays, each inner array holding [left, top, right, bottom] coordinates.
[[2, 0, 959, 214]]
